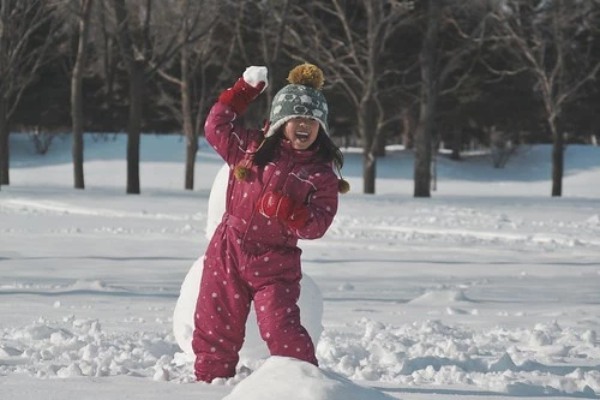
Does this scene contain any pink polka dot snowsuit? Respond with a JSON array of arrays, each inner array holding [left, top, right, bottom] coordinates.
[[192, 102, 339, 382]]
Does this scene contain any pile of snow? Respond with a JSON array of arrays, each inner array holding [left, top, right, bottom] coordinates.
[[0, 317, 180, 380], [2, 316, 598, 397], [317, 318, 600, 396], [224, 356, 395, 400], [408, 289, 472, 305]]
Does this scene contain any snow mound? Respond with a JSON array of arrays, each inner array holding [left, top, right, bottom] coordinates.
[[586, 214, 600, 225], [0, 317, 180, 379], [205, 163, 230, 238], [408, 289, 472, 305], [317, 318, 600, 396], [223, 356, 395, 400]]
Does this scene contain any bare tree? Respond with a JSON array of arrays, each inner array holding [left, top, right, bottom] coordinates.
[[94, 0, 119, 103], [112, 0, 144, 194], [414, 0, 500, 197], [71, 0, 94, 190], [0, 0, 61, 187], [180, 13, 197, 191], [154, 0, 298, 190], [490, 0, 600, 197], [111, 0, 215, 194], [413, 0, 440, 198], [288, 0, 414, 194], [240, 0, 295, 114], [154, 0, 219, 191]]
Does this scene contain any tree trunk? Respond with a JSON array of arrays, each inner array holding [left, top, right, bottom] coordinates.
[[98, 2, 116, 100], [181, 36, 197, 190], [414, 0, 440, 198], [359, 100, 376, 194], [126, 60, 143, 195], [374, 134, 386, 157], [0, 97, 9, 186], [71, 0, 94, 190], [550, 119, 563, 197], [363, 149, 376, 194], [400, 108, 414, 150], [450, 129, 462, 161], [413, 108, 432, 197], [113, 0, 142, 194]]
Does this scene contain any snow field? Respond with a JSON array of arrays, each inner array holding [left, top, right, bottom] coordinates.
[[1, 134, 599, 399]]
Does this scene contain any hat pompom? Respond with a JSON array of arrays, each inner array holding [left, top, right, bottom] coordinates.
[[287, 63, 324, 90], [234, 164, 249, 181], [338, 178, 350, 194]]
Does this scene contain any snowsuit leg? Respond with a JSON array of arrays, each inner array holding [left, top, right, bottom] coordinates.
[[192, 225, 252, 382], [247, 246, 318, 366], [193, 222, 318, 382]]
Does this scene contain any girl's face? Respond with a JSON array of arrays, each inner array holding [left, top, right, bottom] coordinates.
[[283, 117, 320, 150]]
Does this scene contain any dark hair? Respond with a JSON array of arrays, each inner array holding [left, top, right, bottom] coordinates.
[[253, 128, 344, 171]]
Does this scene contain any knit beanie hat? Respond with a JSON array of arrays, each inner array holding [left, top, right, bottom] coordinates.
[[265, 63, 329, 138]]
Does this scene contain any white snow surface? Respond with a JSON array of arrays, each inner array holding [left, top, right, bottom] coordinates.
[[1, 133, 600, 400]]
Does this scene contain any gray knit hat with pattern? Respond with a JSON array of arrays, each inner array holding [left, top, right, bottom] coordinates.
[[265, 64, 329, 138]]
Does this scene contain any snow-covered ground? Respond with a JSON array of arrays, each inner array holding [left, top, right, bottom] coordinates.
[[1, 133, 599, 399]]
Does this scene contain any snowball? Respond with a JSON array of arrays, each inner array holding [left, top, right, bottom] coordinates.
[[242, 66, 268, 91]]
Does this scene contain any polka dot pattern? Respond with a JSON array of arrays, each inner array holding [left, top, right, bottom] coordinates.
[[194, 99, 336, 382]]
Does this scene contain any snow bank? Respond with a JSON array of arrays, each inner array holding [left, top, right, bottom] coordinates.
[[3, 315, 597, 398], [317, 318, 600, 396], [0, 317, 181, 380], [3, 136, 600, 399], [223, 356, 395, 400]]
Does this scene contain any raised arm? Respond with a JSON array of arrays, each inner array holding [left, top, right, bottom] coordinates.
[[204, 66, 268, 165]]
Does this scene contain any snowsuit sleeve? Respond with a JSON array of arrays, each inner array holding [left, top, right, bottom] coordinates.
[[292, 170, 339, 240], [204, 102, 261, 166]]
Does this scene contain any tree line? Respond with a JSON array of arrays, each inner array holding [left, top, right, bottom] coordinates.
[[0, 0, 598, 196]]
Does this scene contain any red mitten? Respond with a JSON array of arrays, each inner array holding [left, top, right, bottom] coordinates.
[[286, 205, 309, 230], [258, 192, 309, 229], [258, 191, 292, 219], [218, 66, 268, 115]]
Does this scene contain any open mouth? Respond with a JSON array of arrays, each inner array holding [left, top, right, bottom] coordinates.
[[295, 131, 310, 142]]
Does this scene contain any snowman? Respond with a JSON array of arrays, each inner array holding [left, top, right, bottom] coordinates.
[[172, 164, 324, 367]]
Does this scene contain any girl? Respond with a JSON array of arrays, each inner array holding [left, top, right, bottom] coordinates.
[[192, 63, 348, 382]]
